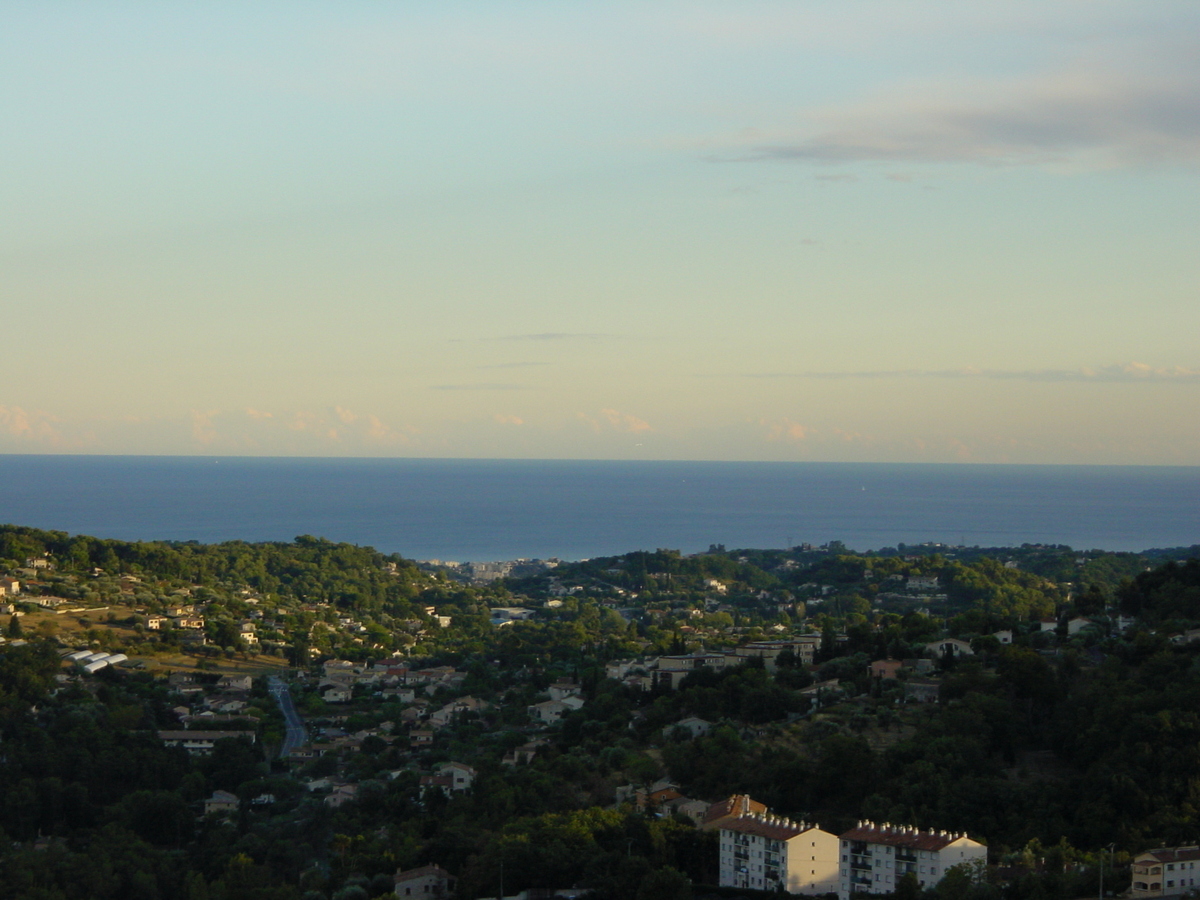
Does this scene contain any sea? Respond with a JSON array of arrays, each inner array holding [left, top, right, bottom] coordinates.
[[0, 455, 1197, 561]]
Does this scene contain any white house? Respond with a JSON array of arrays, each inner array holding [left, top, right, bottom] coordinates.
[[719, 813, 840, 895], [393, 864, 456, 898], [663, 717, 712, 739], [436, 762, 477, 793], [528, 696, 584, 724], [839, 821, 986, 898]]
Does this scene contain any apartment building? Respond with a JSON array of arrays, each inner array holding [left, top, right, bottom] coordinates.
[[719, 813, 840, 895], [1131, 846, 1200, 898], [839, 821, 986, 898]]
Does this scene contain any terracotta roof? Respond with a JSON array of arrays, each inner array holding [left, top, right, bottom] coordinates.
[[721, 814, 818, 842], [840, 822, 973, 851], [703, 794, 768, 826], [395, 864, 454, 884], [1139, 847, 1200, 864]]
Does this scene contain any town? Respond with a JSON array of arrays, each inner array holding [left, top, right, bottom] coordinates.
[[2, 524, 1200, 900]]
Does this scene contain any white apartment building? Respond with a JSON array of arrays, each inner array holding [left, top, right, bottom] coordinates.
[[839, 821, 986, 898], [719, 813, 840, 895], [1131, 846, 1200, 898]]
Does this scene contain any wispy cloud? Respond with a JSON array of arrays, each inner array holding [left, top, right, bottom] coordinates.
[[729, 47, 1200, 168], [429, 383, 530, 391], [496, 332, 613, 342], [744, 363, 1200, 383]]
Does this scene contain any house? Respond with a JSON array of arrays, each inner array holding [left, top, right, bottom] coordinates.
[[323, 685, 353, 703], [436, 762, 476, 793], [429, 696, 489, 728], [204, 790, 240, 815], [528, 696, 584, 724], [903, 679, 941, 704], [663, 717, 712, 739], [868, 659, 903, 680], [325, 784, 359, 808], [159, 730, 256, 755], [0, 577, 20, 595], [217, 674, 253, 692], [1067, 617, 1095, 636], [410, 729, 434, 749], [502, 740, 545, 766], [906, 576, 939, 592], [419, 774, 453, 798], [993, 630, 1013, 644], [394, 864, 456, 898], [652, 652, 729, 690], [146, 615, 167, 630], [838, 821, 987, 898], [548, 681, 582, 702], [925, 639, 974, 659], [1131, 847, 1200, 898], [719, 813, 840, 894]]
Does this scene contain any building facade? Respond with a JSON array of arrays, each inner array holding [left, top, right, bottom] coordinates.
[[839, 821, 986, 898], [1131, 847, 1200, 898], [719, 813, 840, 895]]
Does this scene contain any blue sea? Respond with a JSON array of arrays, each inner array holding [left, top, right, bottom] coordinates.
[[0, 455, 1197, 561]]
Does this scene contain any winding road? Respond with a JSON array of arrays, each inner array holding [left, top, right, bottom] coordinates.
[[268, 676, 308, 758]]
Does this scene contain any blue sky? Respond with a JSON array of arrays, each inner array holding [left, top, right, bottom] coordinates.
[[3, 1, 1198, 463]]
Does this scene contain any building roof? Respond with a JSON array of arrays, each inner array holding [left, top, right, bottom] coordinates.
[[702, 794, 768, 827], [395, 864, 454, 885], [721, 814, 819, 842], [1138, 847, 1200, 864], [840, 821, 974, 851]]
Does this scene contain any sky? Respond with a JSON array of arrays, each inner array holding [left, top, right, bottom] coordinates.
[[3, 1, 1199, 465]]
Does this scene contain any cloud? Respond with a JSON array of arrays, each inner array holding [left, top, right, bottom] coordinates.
[[474, 361, 550, 370], [497, 333, 612, 342], [578, 408, 652, 434], [188, 406, 414, 451], [0, 405, 66, 447], [191, 409, 220, 445], [762, 418, 808, 443], [739, 49, 1200, 168], [601, 408, 651, 434], [429, 383, 530, 391], [744, 363, 1200, 383], [493, 414, 524, 426]]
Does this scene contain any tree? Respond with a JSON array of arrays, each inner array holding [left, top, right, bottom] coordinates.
[[635, 866, 691, 900], [7, 615, 21, 637]]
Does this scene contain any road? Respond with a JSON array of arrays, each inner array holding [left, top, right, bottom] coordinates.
[[268, 676, 308, 758]]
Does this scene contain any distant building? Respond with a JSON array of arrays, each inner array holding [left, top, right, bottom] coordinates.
[[394, 864, 456, 898], [159, 730, 255, 755], [719, 813, 840, 894], [1132, 847, 1200, 898], [204, 790, 240, 816], [838, 821, 986, 898]]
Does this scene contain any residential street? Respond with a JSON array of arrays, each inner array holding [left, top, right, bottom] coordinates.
[[268, 676, 307, 758]]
